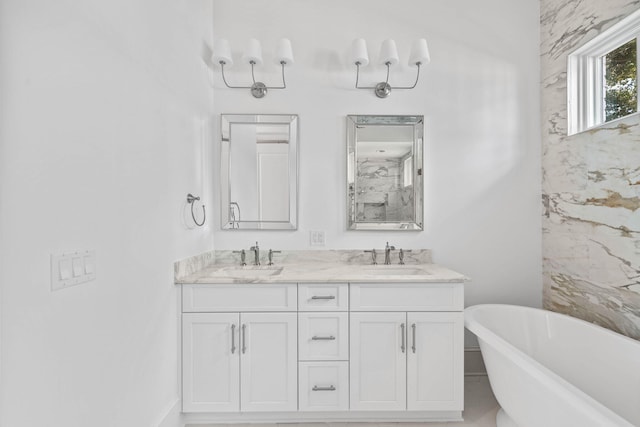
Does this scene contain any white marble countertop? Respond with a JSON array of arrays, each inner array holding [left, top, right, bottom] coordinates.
[[175, 262, 470, 285]]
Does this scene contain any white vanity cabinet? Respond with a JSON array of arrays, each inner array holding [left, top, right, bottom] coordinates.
[[182, 284, 297, 413], [349, 283, 464, 412], [180, 280, 465, 421]]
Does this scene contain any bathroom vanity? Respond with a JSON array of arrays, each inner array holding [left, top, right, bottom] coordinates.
[[175, 250, 468, 423]]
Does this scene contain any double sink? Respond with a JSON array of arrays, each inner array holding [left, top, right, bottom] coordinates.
[[207, 264, 430, 280]]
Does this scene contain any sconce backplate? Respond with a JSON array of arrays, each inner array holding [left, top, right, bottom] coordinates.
[[251, 82, 268, 98], [375, 82, 392, 98]]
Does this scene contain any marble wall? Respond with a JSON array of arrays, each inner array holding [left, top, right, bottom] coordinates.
[[541, 0, 640, 338], [356, 158, 414, 222]]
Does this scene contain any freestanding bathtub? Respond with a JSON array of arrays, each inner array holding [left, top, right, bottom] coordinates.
[[465, 304, 640, 427]]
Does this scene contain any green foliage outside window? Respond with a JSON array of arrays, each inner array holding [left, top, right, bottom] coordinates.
[[604, 39, 637, 122]]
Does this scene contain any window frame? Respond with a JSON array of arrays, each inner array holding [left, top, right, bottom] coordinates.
[[567, 8, 640, 135]]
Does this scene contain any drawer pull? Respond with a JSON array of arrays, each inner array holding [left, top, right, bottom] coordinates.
[[231, 324, 236, 354], [411, 323, 416, 353], [312, 385, 336, 391], [241, 324, 247, 354], [311, 335, 336, 341], [311, 295, 336, 300]]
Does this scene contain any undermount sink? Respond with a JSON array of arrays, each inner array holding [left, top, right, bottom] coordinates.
[[217, 266, 283, 278], [361, 267, 428, 276]]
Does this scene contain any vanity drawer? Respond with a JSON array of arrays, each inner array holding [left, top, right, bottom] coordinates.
[[299, 361, 349, 411], [298, 312, 349, 361], [350, 283, 464, 311], [298, 283, 348, 311], [182, 284, 297, 312]]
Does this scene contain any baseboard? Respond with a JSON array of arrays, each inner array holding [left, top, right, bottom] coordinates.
[[464, 346, 487, 376], [157, 398, 183, 427], [182, 410, 462, 424]]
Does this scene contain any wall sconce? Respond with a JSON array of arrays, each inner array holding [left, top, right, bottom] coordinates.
[[212, 38, 294, 98], [352, 38, 430, 98]]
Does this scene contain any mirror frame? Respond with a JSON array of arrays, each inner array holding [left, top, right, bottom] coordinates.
[[347, 114, 424, 231], [220, 114, 298, 230]]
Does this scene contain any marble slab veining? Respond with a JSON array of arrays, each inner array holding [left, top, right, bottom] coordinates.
[[541, 0, 640, 339], [174, 249, 469, 285]]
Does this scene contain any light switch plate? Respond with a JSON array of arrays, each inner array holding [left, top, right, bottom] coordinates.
[[51, 250, 96, 291], [59, 258, 72, 280]]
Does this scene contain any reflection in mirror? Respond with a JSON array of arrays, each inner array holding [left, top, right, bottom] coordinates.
[[221, 114, 298, 230], [347, 115, 423, 230]]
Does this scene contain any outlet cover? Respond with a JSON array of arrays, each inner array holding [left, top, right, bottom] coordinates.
[[309, 230, 326, 246]]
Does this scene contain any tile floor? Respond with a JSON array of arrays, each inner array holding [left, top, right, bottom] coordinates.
[[188, 376, 499, 427]]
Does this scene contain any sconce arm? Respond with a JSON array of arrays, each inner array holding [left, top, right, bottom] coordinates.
[[265, 62, 287, 90], [354, 62, 422, 97], [218, 61, 287, 97], [391, 62, 421, 90], [354, 62, 377, 89], [220, 62, 252, 89]]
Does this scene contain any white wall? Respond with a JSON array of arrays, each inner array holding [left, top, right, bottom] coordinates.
[[212, 0, 543, 322], [0, 1, 214, 426]]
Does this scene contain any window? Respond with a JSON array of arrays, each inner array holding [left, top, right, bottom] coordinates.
[[403, 156, 413, 187], [568, 9, 640, 135], [604, 39, 637, 122]]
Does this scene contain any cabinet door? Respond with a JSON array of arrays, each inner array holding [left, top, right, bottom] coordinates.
[[240, 312, 297, 412], [350, 312, 407, 410], [182, 313, 240, 412], [407, 312, 464, 411]]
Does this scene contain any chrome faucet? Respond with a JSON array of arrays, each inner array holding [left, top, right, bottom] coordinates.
[[384, 242, 396, 265], [232, 249, 246, 266], [364, 248, 377, 265], [249, 241, 260, 266], [268, 249, 281, 266], [398, 248, 412, 265]]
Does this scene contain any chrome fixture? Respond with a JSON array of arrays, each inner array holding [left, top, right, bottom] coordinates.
[[212, 38, 294, 98], [233, 249, 246, 266], [411, 323, 417, 353], [312, 385, 336, 391], [384, 242, 396, 265], [352, 38, 430, 98], [398, 248, 412, 265], [364, 248, 377, 265], [268, 249, 281, 266], [312, 335, 336, 341], [231, 324, 236, 354], [241, 324, 247, 354], [186, 193, 205, 227], [249, 241, 260, 266]]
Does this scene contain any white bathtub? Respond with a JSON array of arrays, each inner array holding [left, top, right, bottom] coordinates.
[[465, 304, 640, 427]]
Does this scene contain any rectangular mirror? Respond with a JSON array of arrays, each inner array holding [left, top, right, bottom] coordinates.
[[221, 114, 298, 230], [347, 115, 423, 230]]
